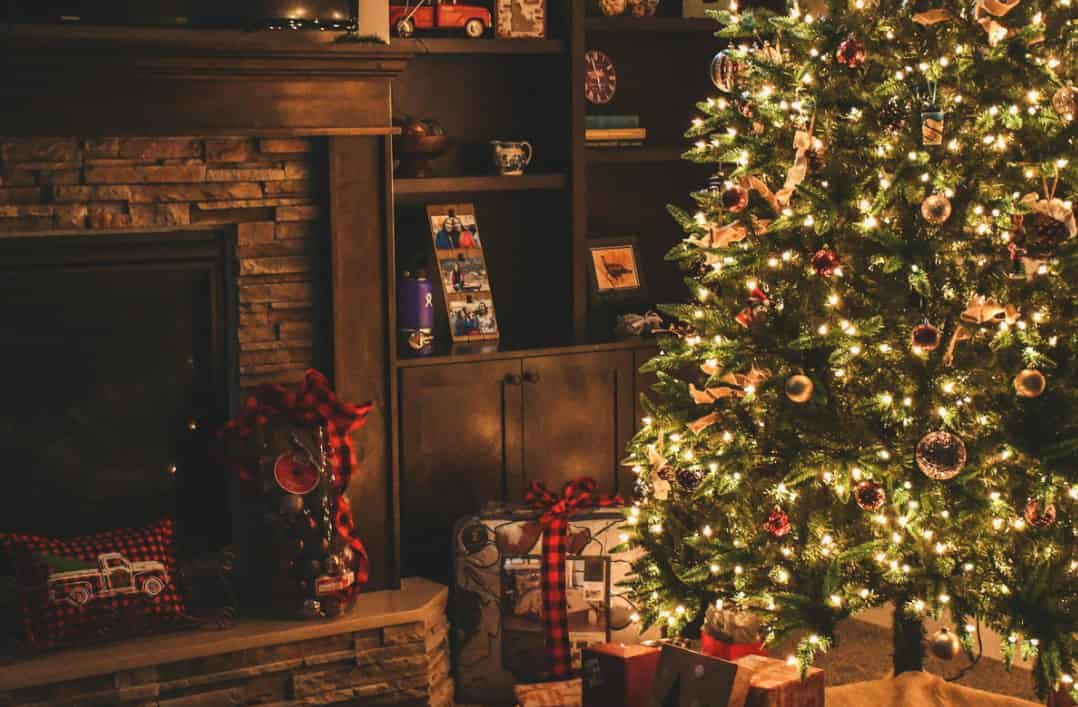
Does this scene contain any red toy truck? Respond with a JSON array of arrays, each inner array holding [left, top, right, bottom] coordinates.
[[390, 0, 492, 39], [48, 552, 169, 607]]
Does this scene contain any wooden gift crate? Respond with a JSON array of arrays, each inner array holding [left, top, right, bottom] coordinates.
[[738, 654, 825, 707]]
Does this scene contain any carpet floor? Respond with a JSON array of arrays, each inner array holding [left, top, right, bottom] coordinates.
[[771, 618, 1040, 703]]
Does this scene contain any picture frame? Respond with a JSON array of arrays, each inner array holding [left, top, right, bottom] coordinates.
[[495, 0, 547, 39], [426, 203, 500, 344], [587, 237, 646, 301]]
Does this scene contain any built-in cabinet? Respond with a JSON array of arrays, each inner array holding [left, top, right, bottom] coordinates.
[[399, 348, 638, 581]]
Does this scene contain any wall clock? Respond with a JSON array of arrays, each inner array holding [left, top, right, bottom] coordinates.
[[584, 49, 617, 105]]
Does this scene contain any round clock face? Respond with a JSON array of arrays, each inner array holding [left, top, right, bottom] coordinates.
[[584, 50, 617, 105]]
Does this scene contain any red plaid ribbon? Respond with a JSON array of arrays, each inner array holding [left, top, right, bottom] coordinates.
[[524, 478, 623, 679], [220, 369, 374, 591]]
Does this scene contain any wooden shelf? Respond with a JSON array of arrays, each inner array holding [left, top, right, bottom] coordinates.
[[584, 16, 717, 34], [586, 144, 688, 164], [394, 173, 568, 195], [394, 338, 657, 368], [391, 37, 566, 55]]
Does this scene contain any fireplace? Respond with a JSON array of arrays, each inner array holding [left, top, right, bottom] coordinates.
[[0, 230, 238, 553]]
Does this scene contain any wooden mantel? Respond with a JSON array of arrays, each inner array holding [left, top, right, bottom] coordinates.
[[0, 25, 414, 136]]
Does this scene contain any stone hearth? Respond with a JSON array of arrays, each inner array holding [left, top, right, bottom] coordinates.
[[0, 578, 452, 707], [0, 136, 327, 391]]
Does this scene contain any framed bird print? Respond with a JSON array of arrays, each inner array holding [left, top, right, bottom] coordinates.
[[588, 237, 645, 299]]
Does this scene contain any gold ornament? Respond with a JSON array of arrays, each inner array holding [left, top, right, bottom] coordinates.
[[916, 431, 967, 481], [1014, 369, 1046, 398], [785, 375, 814, 404], [921, 194, 953, 224], [929, 628, 962, 661], [1053, 86, 1077, 120], [910, 323, 942, 352]]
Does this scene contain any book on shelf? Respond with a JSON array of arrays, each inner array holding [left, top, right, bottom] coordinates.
[[585, 114, 640, 130], [585, 128, 647, 142]]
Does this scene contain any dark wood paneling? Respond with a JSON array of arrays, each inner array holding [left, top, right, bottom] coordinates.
[[519, 351, 635, 497], [329, 136, 396, 590], [399, 360, 522, 583]]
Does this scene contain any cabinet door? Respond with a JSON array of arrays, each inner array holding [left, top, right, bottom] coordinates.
[[399, 360, 522, 581], [519, 351, 635, 498]]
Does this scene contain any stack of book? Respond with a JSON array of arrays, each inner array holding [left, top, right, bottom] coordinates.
[[586, 115, 646, 148]]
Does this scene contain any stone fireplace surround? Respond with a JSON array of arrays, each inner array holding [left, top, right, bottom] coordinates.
[[0, 25, 446, 707], [0, 135, 328, 391]]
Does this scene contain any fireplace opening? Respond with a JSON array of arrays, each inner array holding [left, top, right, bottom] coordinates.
[[0, 229, 238, 555]]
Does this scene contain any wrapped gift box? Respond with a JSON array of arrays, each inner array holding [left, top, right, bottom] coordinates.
[[652, 643, 753, 707], [451, 505, 648, 705], [582, 642, 661, 707], [737, 654, 824, 707]]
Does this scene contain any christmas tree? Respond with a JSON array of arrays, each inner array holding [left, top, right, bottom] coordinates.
[[621, 0, 1077, 699]]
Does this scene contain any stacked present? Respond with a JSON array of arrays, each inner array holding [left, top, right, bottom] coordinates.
[[451, 479, 651, 705], [518, 641, 824, 707]]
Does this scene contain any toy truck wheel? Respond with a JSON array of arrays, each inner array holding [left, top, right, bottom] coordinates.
[[396, 18, 415, 37], [142, 577, 165, 597], [68, 584, 92, 606], [464, 18, 485, 38]]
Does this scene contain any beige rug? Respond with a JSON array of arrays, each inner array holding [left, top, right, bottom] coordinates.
[[827, 671, 1039, 707]]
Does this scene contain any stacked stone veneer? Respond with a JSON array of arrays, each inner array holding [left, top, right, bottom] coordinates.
[[0, 136, 326, 390], [1, 598, 453, 706]]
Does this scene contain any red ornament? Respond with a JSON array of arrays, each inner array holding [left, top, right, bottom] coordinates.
[[736, 286, 772, 328], [1024, 499, 1057, 528], [722, 184, 750, 213], [811, 249, 841, 277], [836, 38, 867, 68], [763, 507, 791, 538], [854, 481, 886, 511]]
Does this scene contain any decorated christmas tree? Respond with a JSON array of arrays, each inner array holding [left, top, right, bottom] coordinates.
[[621, 0, 1077, 699]]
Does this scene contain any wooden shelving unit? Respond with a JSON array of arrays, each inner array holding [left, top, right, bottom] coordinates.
[[392, 37, 566, 54], [394, 173, 568, 195], [386, 0, 728, 581], [586, 144, 687, 164], [584, 16, 717, 33]]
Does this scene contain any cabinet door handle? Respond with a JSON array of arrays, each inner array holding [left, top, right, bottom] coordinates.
[[522, 371, 541, 384], [504, 373, 522, 385]]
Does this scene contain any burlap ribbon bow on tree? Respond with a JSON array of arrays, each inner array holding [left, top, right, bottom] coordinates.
[[524, 478, 623, 679]]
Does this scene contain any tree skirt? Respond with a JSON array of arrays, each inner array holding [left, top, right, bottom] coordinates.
[[826, 672, 1040, 707]]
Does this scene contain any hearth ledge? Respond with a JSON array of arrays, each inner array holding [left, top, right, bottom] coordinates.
[[0, 577, 449, 703]]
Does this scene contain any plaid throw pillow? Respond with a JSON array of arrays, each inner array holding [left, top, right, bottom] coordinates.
[[0, 518, 185, 650]]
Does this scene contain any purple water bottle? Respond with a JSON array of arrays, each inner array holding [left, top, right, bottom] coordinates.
[[399, 271, 434, 355]]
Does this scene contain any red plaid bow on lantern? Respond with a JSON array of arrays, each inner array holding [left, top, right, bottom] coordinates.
[[220, 369, 374, 591], [524, 478, 624, 679]]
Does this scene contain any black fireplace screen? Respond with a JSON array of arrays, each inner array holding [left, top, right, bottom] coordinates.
[[0, 231, 237, 552]]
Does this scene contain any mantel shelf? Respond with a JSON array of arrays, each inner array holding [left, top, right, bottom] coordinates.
[[394, 173, 568, 195]]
